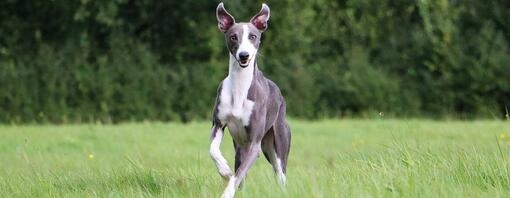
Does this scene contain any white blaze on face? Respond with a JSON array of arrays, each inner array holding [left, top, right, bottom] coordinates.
[[236, 25, 257, 66]]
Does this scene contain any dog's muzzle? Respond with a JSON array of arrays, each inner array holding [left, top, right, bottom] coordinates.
[[238, 51, 250, 67]]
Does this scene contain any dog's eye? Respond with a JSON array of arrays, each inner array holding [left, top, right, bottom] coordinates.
[[249, 35, 257, 40], [230, 35, 237, 41]]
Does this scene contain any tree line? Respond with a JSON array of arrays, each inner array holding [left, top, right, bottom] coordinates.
[[0, 0, 509, 123]]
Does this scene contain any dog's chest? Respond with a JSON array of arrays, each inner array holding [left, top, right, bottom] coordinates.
[[217, 76, 255, 143]]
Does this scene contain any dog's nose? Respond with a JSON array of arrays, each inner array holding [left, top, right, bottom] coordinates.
[[239, 51, 249, 60]]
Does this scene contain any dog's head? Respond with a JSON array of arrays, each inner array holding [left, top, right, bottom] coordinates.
[[216, 3, 270, 68]]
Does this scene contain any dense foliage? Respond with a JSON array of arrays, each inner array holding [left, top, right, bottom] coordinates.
[[0, 0, 509, 123]]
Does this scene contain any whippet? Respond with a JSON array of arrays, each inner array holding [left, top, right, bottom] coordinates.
[[209, 2, 291, 198]]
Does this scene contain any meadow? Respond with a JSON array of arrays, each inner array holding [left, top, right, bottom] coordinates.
[[1, 119, 509, 197]]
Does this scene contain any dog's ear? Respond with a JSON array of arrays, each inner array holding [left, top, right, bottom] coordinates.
[[250, 3, 270, 32], [216, 2, 235, 33]]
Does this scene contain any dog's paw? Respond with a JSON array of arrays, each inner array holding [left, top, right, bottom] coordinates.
[[221, 177, 236, 198], [218, 167, 233, 180], [221, 190, 235, 198]]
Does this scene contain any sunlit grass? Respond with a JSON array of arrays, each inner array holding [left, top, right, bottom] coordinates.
[[0, 119, 509, 197]]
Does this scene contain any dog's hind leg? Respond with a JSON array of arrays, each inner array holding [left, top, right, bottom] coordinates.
[[233, 140, 245, 188], [273, 104, 291, 184], [261, 127, 276, 164], [261, 127, 285, 186], [262, 122, 290, 186]]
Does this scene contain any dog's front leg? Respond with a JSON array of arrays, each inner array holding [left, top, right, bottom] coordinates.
[[210, 124, 233, 180], [221, 142, 261, 198]]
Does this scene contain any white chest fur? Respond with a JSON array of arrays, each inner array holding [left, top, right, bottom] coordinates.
[[217, 77, 255, 125], [217, 54, 256, 142]]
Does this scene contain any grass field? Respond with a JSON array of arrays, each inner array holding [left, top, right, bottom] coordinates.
[[1, 119, 510, 197]]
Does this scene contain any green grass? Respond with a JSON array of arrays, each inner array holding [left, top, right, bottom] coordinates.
[[1, 119, 510, 197]]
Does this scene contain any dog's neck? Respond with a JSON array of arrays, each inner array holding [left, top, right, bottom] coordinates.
[[227, 53, 256, 117], [228, 53, 256, 77]]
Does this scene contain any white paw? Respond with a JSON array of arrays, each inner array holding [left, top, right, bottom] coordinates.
[[277, 173, 287, 187], [221, 190, 234, 198], [221, 177, 237, 198], [218, 166, 233, 180]]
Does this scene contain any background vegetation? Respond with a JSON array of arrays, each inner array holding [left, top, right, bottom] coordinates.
[[1, 0, 509, 123]]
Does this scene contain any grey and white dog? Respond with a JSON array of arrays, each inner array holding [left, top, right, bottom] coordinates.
[[209, 2, 291, 198]]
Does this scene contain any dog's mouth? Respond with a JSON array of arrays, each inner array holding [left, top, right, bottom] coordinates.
[[238, 59, 250, 67]]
